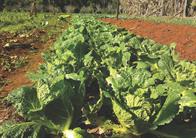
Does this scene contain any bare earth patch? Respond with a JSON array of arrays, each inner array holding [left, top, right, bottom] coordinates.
[[0, 29, 60, 123]]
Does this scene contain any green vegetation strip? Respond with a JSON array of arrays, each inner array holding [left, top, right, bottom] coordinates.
[[0, 11, 65, 34], [92, 14, 196, 27], [126, 15, 196, 27], [0, 16, 196, 138]]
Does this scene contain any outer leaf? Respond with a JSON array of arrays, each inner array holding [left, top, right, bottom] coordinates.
[[158, 55, 175, 81], [44, 79, 85, 130], [0, 121, 47, 138], [5, 87, 41, 118], [179, 88, 196, 108], [153, 82, 183, 126], [153, 122, 196, 138], [112, 94, 155, 135]]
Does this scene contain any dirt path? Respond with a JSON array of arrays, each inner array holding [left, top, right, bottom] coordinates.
[[101, 18, 196, 61], [0, 29, 62, 123], [0, 39, 55, 96], [0, 30, 54, 96]]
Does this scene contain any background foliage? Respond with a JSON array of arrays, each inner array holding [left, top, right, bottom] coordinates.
[[1, 0, 196, 17], [120, 0, 196, 17], [0, 0, 117, 14]]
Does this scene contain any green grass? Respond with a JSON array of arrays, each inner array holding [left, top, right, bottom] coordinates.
[[125, 15, 196, 27], [0, 11, 67, 34], [2, 12, 196, 34], [90, 13, 196, 27]]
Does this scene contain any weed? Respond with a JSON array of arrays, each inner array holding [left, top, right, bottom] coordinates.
[[0, 53, 28, 71]]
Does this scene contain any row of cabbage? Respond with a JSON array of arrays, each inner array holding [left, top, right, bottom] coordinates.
[[0, 16, 196, 138]]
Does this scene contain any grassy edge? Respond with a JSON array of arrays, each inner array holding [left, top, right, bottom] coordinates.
[[86, 13, 196, 27]]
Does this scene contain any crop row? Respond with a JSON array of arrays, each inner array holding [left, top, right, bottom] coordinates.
[[0, 16, 196, 138]]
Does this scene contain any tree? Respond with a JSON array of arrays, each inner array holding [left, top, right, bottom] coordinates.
[[160, 0, 165, 16], [30, 0, 38, 16], [183, 0, 188, 17], [116, 0, 120, 19], [0, 0, 4, 11]]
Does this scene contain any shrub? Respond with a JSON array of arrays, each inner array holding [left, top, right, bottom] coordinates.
[[80, 6, 94, 13]]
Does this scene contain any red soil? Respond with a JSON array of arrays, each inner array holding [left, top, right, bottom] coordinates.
[[0, 30, 50, 96], [0, 30, 58, 123], [101, 18, 196, 61]]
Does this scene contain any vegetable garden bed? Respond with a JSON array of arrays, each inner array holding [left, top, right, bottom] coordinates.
[[0, 16, 196, 138]]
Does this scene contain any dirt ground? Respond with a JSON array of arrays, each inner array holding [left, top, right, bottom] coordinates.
[[0, 30, 59, 123], [101, 18, 196, 61]]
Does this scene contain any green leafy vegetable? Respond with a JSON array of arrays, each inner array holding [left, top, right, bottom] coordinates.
[[1, 15, 196, 138]]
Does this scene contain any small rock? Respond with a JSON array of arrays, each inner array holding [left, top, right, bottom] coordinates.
[[3, 43, 10, 48]]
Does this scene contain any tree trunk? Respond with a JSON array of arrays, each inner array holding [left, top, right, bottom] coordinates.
[[116, 0, 120, 19], [52, 0, 56, 14], [59, 2, 65, 12], [30, 1, 37, 16], [160, 0, 165, 16], [183, 0, 188, 17], [174, 0, 177, 15], [0, 0, 4, 11]]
